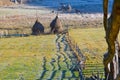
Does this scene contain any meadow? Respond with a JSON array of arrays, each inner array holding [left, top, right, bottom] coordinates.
[[0, 35, 56, 79], [69, 28, 107, 64], [0, 7, 102, 35], [0, 28, 108, 79], [0, 34, 81, 80], [69, 28, 107, 77], [0, 6, 106, 79]]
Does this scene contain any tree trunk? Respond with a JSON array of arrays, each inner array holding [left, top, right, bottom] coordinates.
[[103, 0, 120, 79], [104, 41, 119, 80]]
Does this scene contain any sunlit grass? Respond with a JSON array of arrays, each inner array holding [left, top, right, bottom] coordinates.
[[69, 28, 106, 78], [69, 28, 107, 64], [0, 35, 56, 79], [0, 28, 109, 79]]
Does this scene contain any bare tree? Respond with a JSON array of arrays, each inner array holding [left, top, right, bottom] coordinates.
[[103, 0, 120, 79]]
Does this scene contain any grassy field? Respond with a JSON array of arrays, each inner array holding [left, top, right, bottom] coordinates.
[[0, 34, 81, 80], [0, 7, 102, 35], [0, 7, 105, 79], [0, 35, 56, 79], [0, 8, 52, 34], [69, 28, 107, 64], [0, 28, 108, 79], [69, 28, 107, 77]]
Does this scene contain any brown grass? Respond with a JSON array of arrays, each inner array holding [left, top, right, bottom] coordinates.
[[0, 0, 13, 6], [0, 8, 103, 34]]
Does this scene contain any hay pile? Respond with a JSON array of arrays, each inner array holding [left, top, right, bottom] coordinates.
[[32, 19, 44, 35], [50, 15, 63, 34]]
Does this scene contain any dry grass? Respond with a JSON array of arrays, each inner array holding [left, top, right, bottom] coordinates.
[[0, 0, 13, 6], [69, 28, 107, 64], [0, 8, 103, 34]]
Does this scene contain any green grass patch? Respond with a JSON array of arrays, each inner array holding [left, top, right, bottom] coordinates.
[[0, 35, 56, 80]]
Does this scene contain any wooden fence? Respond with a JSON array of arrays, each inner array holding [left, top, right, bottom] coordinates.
[[65, 31, 85, 64], [65, 31, 86, 80], [65, 31, 105, 80]]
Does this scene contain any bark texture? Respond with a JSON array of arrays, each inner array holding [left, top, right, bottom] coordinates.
[[103, 0, 120, 79]]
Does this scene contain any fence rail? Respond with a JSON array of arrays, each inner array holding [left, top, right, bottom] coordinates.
[[65, 31, 105, 80], [66, 31, 85, 63]]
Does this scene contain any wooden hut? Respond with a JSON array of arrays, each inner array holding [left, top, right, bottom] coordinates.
[[50, 15, 63, 34], [32, 19, 44, 35]]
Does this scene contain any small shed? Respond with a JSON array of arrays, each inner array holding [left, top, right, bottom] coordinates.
[[32, 19, 44, 35]]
